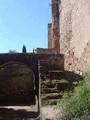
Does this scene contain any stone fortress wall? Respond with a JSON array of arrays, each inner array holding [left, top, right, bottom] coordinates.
[[48, 0, 90, 74]]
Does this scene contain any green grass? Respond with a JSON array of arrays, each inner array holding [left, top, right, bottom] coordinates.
[[59, 74, 90, 120]]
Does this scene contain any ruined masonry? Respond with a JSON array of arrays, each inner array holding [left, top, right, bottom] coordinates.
[[39, 0, 82, 105], [0, 0, 87, 106]]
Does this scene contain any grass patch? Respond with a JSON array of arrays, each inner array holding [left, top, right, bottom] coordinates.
[[59, 74, 90, 119]]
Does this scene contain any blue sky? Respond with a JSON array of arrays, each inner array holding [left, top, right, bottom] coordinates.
[[0, 0, 51, 53]]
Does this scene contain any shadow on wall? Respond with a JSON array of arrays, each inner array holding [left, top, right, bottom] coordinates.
[[64, 71, 84, 83], [47, 71, 84, 85], [43, 71, 84, 94], [0, 108, 39, 120]]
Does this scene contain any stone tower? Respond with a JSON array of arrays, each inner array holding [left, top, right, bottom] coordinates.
[[48, 0, 60, 53]]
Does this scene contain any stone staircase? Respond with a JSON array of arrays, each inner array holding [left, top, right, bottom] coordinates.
[[41, 70, 70, 106], [39, 59, 83, 106]]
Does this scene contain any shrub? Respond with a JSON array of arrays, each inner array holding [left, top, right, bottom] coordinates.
[[59, 74, 90, 119]]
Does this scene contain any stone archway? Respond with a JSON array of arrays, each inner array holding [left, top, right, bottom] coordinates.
[[0, 61, 36, 105]]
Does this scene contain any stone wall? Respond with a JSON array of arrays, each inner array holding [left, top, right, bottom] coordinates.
[[38, 54, 64, 105], [59, 0, 90, 73], [36, 48, 59, 54], [48, 0, 60, 53]]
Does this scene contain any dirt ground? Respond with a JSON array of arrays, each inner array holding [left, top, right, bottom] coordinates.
[[41, 106, 63, 120], [0, 105, 63, 120], [0, 97, 63, 120]]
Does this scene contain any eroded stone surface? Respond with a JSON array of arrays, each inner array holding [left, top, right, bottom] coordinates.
[[59, 0, 90, 73]]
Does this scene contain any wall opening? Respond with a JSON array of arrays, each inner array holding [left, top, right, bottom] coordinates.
[[0, 61, 36, 105]]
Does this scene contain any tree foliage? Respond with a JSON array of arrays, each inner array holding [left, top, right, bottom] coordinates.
[[22, 45, 27, 53], [9, 50, 17, 53]]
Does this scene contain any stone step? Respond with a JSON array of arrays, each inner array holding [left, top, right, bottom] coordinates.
[[41, 88, 60, 94], [41, 93, 63, 100], [46, 70, 64, 79], [42, 79, 69, 84], [41, 82, 56, 88], [46, 75, 64, 79], [42, 84, 70, 93], [41, 80, 69, 91], [41, 78, 70, 106], [56, 82, 70, 91], [52, 79, 69, 84], [41, 99, 60, 106]]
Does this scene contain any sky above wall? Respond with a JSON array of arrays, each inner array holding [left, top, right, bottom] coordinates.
[[0, 0, 51, 53]]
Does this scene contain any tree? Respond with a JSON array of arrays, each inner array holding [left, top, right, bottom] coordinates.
[[22, 45, 27, 53], [9, 50, 17, 53]]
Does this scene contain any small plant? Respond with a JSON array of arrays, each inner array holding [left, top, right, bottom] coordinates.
[[59, 74, 90, 119]]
